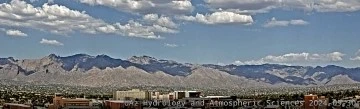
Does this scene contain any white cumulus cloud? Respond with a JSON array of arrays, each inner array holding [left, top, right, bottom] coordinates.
[[115, 20, 178, 39], [351, 57, 360, 61], [40, 38, 64, 46], [0, 0, 177, 39], [176, 11, 253, 25], [143, 14, 178, 29], [5, 29, 28, 37], [234, 52, 345, 65], [350, 49, 360, 61], [78, 0, 194, 15], [263, 17, 309, 27], [164, 43, 178, 47], [204, 0, 360, 14]]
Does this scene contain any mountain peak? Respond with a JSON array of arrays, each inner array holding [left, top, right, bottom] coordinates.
[[0, 57, 16, 65], [40, 54, 60, 62], [128, 55, 157, 64], [71, 53, 92, 58], [96, 54, 112, 59], [325, 65, 341, 68], [7, 57, 15, 62], [47, 54, 59, 58]]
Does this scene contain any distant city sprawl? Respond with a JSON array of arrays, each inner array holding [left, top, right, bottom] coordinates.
[[1, 82, 360, 108]]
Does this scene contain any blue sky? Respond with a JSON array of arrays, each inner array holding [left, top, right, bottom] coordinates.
[[0, 0, 360, 67]]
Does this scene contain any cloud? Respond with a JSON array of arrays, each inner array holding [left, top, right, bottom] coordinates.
[[204, 0, 360, 14], [350, 49, 360, 61], [263, 17, 309, 27], [40, 38, 64, 46], [164, 43, 178, 47], [176, 11, 253, 25], [0, 0, 176, 39], [234, 52, 345, 65], [5, 29, 28, 37], [204, 0, 278, 14], [290, 19, 309, 25], [114, 20, 178, 39], [351, 57, 360, 61], [78, 0, 194, 15], [143, 14, 178, 29]]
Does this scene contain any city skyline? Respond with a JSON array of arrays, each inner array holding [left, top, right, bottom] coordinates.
[[0, 0, 360, 67]]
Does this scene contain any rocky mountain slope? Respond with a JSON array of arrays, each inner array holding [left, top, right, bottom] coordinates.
[[0, 54, 359, 88]]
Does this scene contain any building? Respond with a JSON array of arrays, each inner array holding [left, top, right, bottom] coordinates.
[[304, 94, 318, 109], [2, 103, 31, 109], [151, 92, 160, 100], [113, 89, 150, 100], [49, 93, 100, 109], [150, 91, 201, 100], [151, 92, 175, 100], [104, 100, 141, 109], [174, 91, 201, 99], [318, 96, 328, 109], [52, 93, 63, 109]]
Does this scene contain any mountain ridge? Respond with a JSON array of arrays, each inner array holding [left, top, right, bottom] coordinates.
[[0, 54, 359, 88]]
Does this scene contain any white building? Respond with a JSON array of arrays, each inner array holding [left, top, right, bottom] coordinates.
[[113, 89, 150, 100]]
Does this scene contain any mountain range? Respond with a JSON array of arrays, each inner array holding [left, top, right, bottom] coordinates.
[[0, 54, 359, 88]]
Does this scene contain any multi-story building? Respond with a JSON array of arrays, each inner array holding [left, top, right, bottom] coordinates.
[[174, 91, 201, 99], [151, 92, 175, 100], [113, 89, 150, 100], [49, 93, 100, 109], [150, 90, 201, 100], [304, 94, 318, 109]]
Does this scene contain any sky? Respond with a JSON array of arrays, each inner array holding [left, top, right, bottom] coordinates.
[[0, 0, 360, 68]]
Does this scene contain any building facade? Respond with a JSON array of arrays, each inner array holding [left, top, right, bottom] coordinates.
[[174, 91, 201, 99], [49, 93, 99, 109], [304, 94, 319, 109], [113, 89, 150, 100]]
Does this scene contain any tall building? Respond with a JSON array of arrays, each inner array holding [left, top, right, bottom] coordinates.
[[304, 94, 318, 109], [113, 89, 150, 100]]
